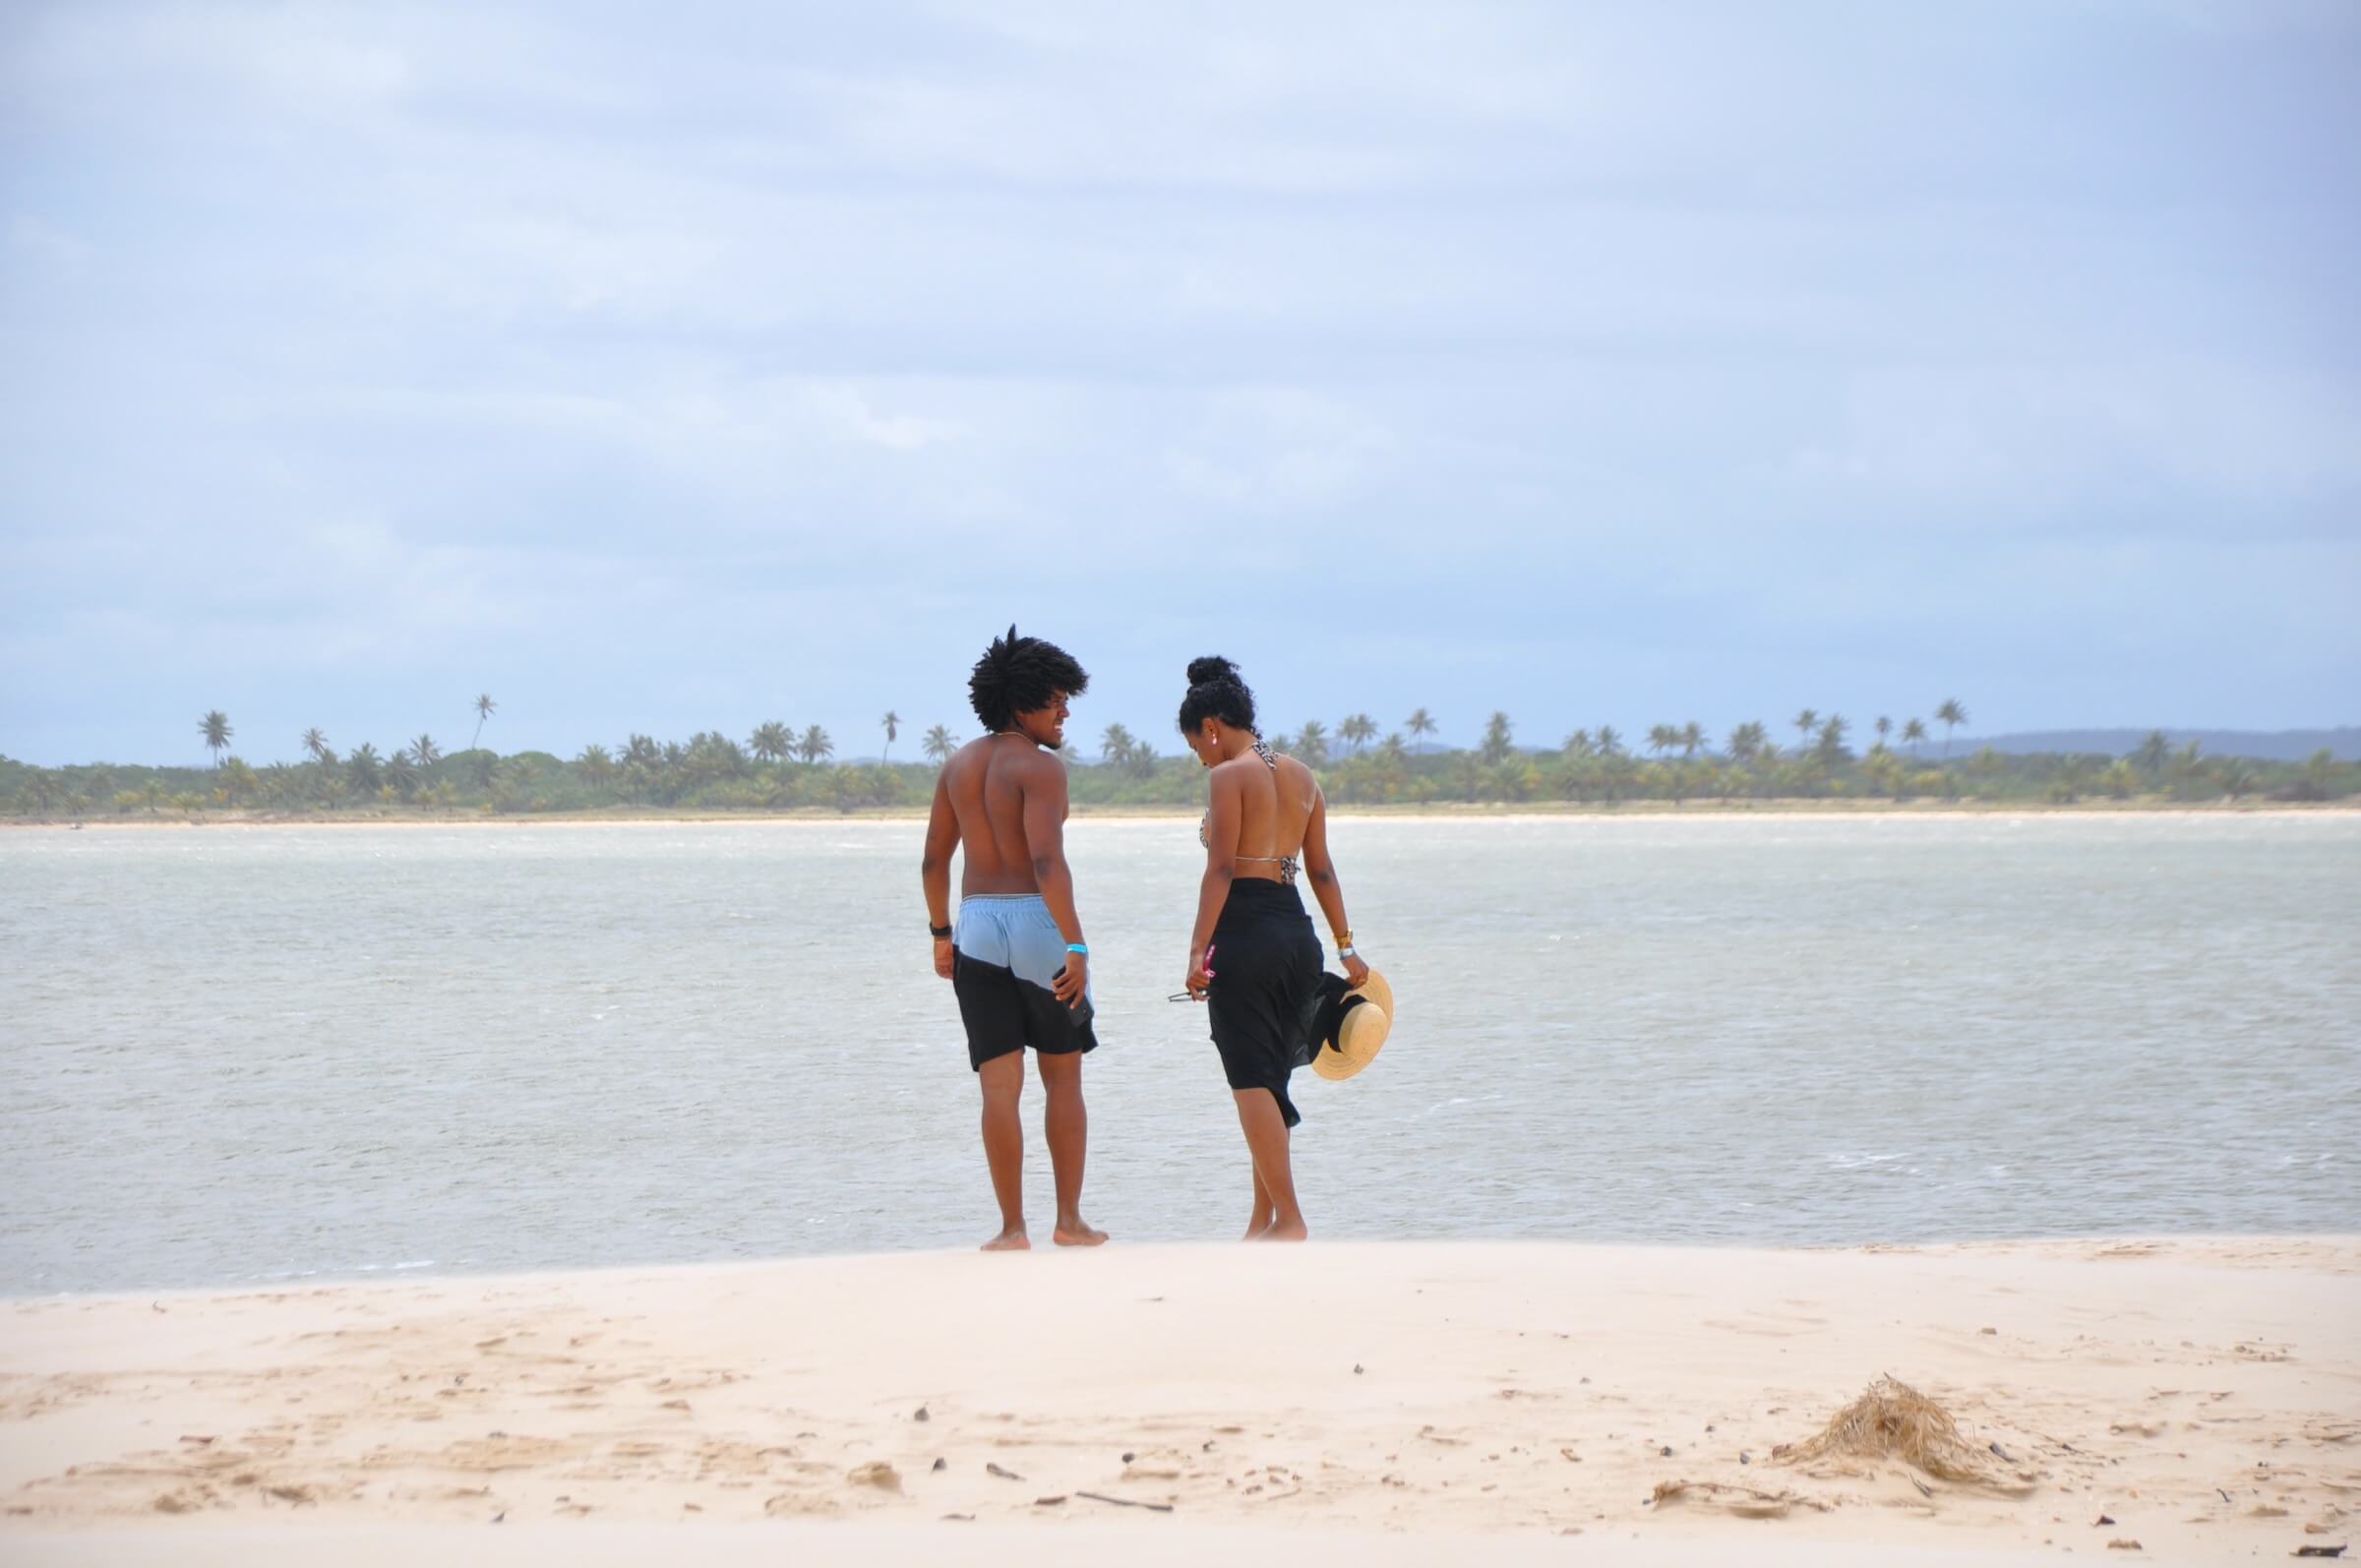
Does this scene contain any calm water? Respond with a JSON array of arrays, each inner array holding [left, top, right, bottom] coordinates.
[[2, 814, 2356, 1294]]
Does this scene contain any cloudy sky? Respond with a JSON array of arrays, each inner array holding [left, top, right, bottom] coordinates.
[[2, 0, 2354, 765]]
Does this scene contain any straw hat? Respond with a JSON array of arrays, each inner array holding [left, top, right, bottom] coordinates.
[[1310, 968, 1393, 1081]]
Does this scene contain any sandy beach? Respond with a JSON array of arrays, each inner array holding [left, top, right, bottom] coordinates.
[[4, 1237, 2354, 1564]]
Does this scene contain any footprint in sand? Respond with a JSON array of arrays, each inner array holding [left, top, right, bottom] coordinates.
[[846, 1462, 902, 1493], [1121, 1448, 1188, 1481]]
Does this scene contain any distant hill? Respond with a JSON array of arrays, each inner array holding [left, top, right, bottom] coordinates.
[[1950, 728, 2359, 762]]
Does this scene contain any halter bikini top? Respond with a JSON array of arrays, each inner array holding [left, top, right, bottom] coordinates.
[[1199, 737, 1299, 884]]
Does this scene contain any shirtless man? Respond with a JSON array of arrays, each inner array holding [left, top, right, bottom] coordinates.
[[921, 626, 1107, 1251]]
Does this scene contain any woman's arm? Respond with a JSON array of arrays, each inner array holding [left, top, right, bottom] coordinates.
[[1185, 763, 1240, 993], [1300, 787, 1369, 985]]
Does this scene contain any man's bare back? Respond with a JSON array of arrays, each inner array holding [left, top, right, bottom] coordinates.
[[939, 734, 1065, 895]]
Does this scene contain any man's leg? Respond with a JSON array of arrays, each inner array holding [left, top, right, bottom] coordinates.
[[1232, 1088, 1306, 1241], [1036, 1050, 1107, 1246], [978, 1051, 1029, 1250]]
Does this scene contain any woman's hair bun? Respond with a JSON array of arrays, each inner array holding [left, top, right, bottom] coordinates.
[[1177, 654, 1255, 735], [1186, 655, 1241, 686]]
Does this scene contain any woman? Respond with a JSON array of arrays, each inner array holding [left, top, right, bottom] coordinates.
[[1179, 656, 1370, 1241]]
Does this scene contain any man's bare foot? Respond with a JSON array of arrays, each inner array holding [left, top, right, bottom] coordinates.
[[1255, 1218, 1308, 1241], [1052, 1216, 1108, 1246], [980, 1228, 1031, 1252]]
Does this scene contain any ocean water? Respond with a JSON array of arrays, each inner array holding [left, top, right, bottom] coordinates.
[[2, 814, 2355, 1294]]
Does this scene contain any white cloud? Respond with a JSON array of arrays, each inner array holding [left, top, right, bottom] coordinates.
[[4, 214, 89, 266], [1, 0, 2354, 760]]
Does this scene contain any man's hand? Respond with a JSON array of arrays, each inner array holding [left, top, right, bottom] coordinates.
[[934, 935, 955, 981], [1053, 949, 1088, 1005]]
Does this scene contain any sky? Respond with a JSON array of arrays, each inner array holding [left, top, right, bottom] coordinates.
[[2, 0, 2356, 767]]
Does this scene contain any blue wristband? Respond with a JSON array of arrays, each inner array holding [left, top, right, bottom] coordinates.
[[1066, 942, 1088, 954]]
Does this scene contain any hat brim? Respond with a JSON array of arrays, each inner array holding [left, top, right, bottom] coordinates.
[[1310, 967, 1392, 1081]]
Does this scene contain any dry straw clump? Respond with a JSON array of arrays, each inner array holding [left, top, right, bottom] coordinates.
[[1776, 1374, 2025, 1490]]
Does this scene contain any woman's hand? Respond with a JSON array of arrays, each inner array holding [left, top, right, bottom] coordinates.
[[1342, 949, 1370, 988], [933, 935, 955, 980], [1182, 944, 1214, 998]]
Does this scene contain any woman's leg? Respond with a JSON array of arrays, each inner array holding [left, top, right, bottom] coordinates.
[[1232, 1088, 1306, 1241], [1242, 1163, 1274, 1240]]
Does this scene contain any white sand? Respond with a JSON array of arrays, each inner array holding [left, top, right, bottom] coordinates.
[[4, 1238, 2355, 1565]]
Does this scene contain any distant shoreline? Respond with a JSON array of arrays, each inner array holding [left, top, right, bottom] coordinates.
[[7, 800, 2357, 829]]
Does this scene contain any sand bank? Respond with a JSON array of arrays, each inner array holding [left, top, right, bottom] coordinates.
[[3, 1238, 2354, 1563]]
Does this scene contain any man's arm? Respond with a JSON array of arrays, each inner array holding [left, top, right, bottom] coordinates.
[[1019, 754, 1088, 1004], [921, 767, 960, 980]]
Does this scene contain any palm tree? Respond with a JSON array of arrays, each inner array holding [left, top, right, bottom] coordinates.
[[1561, 728, 1595, 759], [1726, 721, 1768, 767], [385, 750, 419, 800], [200, 710, 232, 766], [1791, 708, 1817, 754], [749, 722, 792, 764], [1645, 724, 1676, 758], [1874, 715, 1892, 751], [1100, 723, 1136, 766], [1902, 717, 1928, 757], [1480, 711, 1513, 765], [623, 734, 661, 770], [685, 730, 750, 781], [797, 725, 833, 765], [1935, 698, 1968, 760], [2133, 729, 2170, 778], [880, 710, 900, 762], [1296, 720, 1331, 766], [408, 735, 442, 767], [1405, 708, 1437, 750], [471, 694, 497, 750], [301, 728, 332, 765], [1596, 724, 1623, 756], [575, 744, 617, 785], [1680, 721, 1704, 760], [1338, 713, 1377, 754], [922, 724, 957, 765], [346, 743, 383, 793], [1816, 715, 1850, 766]]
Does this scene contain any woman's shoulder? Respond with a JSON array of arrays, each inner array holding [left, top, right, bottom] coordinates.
[[1276, 753, 1319, 789]]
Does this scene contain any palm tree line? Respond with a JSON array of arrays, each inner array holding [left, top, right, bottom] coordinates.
[[5, 695, 2352, 817]]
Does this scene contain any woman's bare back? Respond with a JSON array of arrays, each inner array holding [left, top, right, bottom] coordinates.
[[1219, 743, 1318, 882]]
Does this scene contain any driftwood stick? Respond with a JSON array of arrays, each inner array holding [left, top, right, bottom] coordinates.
[[1075, 1490, 1175, 1513]]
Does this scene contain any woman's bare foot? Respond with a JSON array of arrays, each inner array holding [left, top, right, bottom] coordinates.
[[980, 1227, 1031, 1252], [1241, 1214, 1273, 1241], [1052, 1215, 1109, 1247], [1255, 1217, 1308, 1241]]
